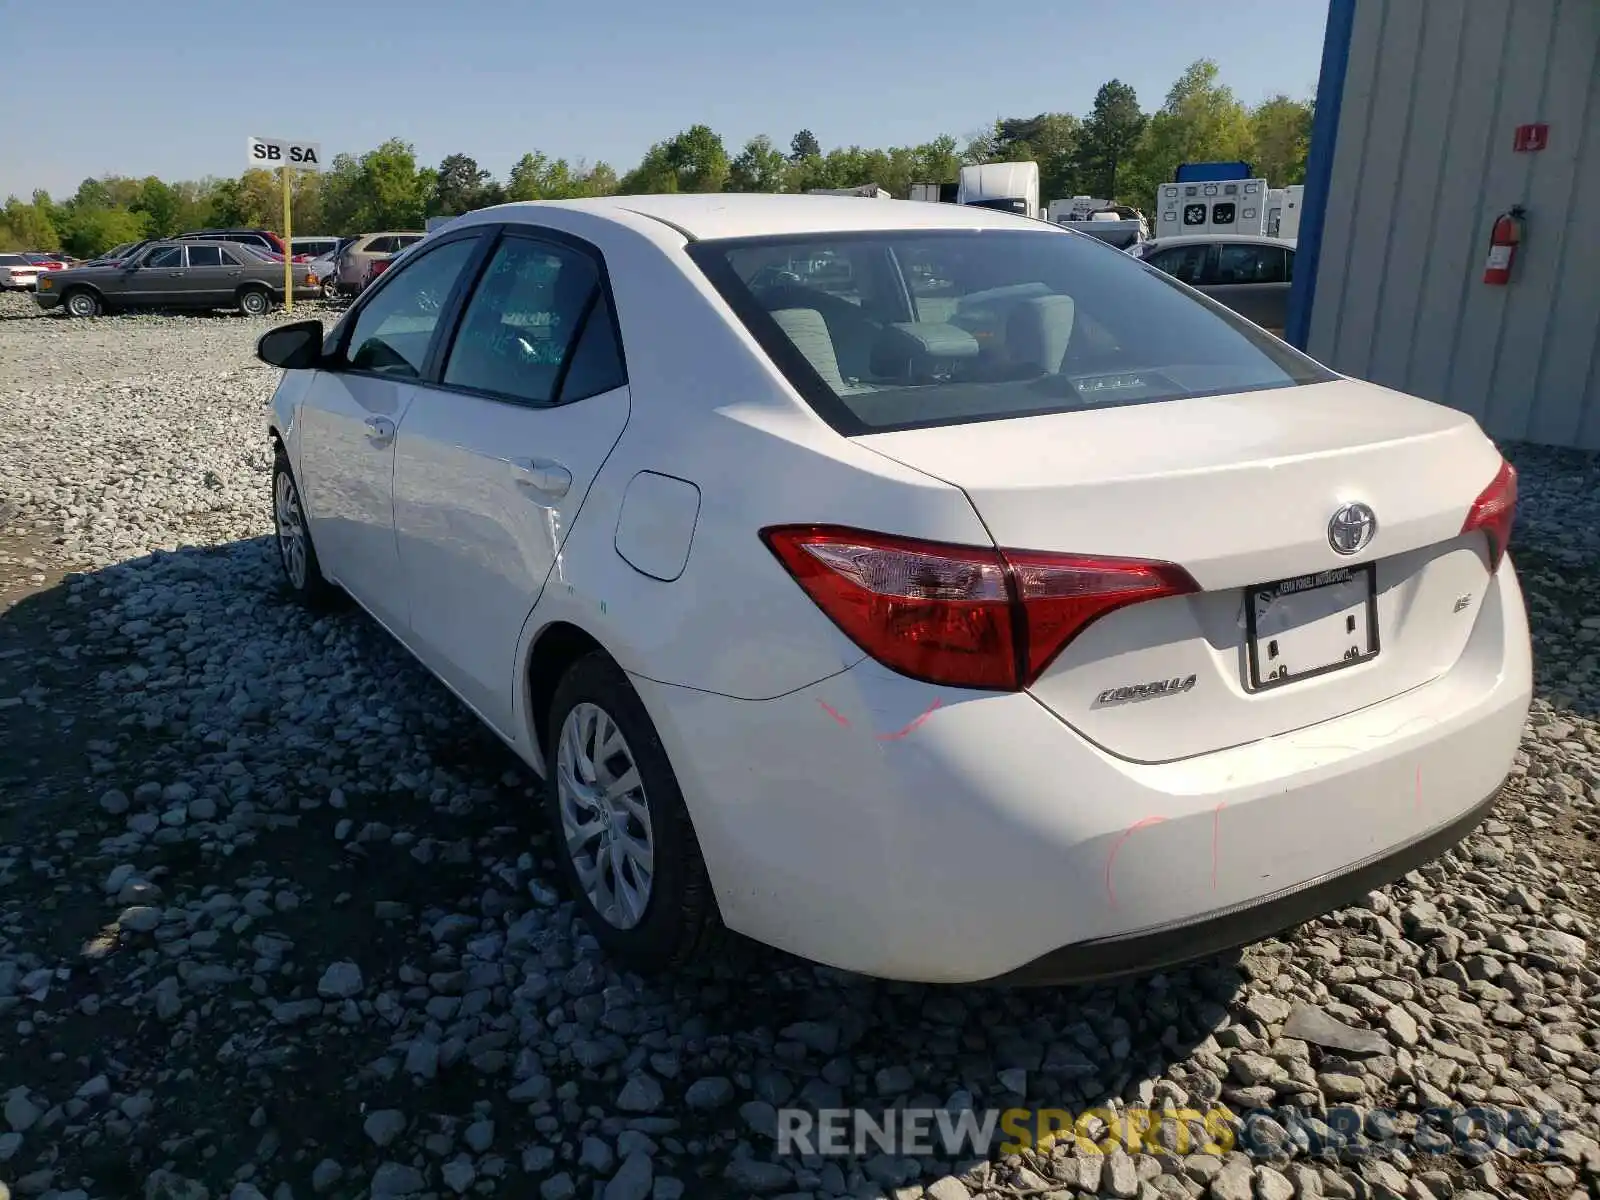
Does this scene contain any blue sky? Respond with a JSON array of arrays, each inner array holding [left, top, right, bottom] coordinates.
[[2, 0, 1328, 201]]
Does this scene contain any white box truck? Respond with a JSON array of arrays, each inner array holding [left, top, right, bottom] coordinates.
[[1153, 178, 1269, 236], [957, 162, 1040, 220], [1277, 185, 1304, 240]]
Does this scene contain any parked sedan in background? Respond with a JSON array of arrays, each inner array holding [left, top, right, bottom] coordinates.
[[174, 227, 288, 257], [36, 239, 319, 317], [258, 194, 1529, 985], [0, 253, 39, 290], [1134, 234, 1297, 333], [23, 253, 68, 274], [335, 231, 425, 292]]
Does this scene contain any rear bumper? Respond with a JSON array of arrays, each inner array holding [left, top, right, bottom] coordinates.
[[992, 782, 1502, 985], [633, 560, 1532, 984]]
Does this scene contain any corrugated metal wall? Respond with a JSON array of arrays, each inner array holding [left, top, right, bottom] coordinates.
[[1306, 0, 1600, 450]]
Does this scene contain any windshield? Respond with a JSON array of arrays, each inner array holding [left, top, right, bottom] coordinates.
[[688, 228, 1333, 435]]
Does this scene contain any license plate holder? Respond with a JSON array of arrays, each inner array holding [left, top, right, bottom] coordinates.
[[1245, 564, 1379, 691]]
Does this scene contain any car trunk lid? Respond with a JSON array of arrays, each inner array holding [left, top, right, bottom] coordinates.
[[854, 378, 1506, 762]]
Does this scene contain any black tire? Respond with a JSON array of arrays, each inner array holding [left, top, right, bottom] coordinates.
[[64, 289, 101, 318], [238, 286, 271, 317], [271, 448, 335, 608], [544, 652, 722, 974]]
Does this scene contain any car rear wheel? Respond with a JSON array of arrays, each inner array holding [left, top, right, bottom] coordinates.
[[320, 277, 341, 302], [237, 287, 271, 317], [544, 652, 722, 973], [271, 449, 334, 607], [64, 289, 101, 318]]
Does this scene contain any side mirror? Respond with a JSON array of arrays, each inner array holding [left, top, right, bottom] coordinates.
[[257, 319, 325, 370]]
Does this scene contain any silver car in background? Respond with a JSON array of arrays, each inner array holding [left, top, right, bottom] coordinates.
[[1134, 234, 1297, 334]]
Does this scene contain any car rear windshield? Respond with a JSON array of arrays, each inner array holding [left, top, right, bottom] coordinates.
[[687, 228, 1334, 435]]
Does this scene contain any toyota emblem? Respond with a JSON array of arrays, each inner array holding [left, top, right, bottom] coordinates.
[[1328, 502, 1377, 555]]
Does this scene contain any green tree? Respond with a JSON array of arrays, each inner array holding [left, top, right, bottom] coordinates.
[[58, 206, 147, 258], [789, 130, 821, 162], [618, 143, 680, 194], [1125, 60, 1256, 210], [727, 136, 789, 192], [667, 124, 729, 193], [432, 153, 493, 216], [0, 195, 61, 251], [1250, 94, 1314, 186], [574, 162, 618, 197], [131, 176, 182, 237], [347, 139, 430, 229], [909, 136, 962, 187], [960, 127, 1000, 165], [1077, 80, 1146, 202], [992, 112, 1082, 201], [619, 125, 728, 194], [505, 152, 610, 201]]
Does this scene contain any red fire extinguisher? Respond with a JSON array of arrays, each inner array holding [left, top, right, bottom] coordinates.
[[1483, 206, 1526, 285]]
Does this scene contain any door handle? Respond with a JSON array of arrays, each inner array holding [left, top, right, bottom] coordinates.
[[509, 456, 571, 498], [168, 272, 183, 277], [364, 416, 396, 445]]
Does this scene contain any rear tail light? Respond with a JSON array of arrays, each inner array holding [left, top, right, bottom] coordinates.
[[1461, 459, 1517, 572], [761, 525, 1198, 691]]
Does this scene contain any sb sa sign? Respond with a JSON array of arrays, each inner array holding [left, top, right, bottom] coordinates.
[[247, 137, 323, 170]]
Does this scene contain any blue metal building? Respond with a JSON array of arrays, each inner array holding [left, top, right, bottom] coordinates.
[[1288, 0, 1600, 450]]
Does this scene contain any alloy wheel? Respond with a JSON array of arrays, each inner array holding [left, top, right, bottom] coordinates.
[[556, 702, 655, 929], [274, 470, 308, 588]]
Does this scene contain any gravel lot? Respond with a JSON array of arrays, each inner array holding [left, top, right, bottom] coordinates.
[[0, 286, 1597, 1200]]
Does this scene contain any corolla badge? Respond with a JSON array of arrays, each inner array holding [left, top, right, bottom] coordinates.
[[1327, 502, 1377, 555], [1095, 675, 1197, 706]]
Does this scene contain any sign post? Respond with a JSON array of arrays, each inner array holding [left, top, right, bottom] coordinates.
[[247, 136, 324, 312]]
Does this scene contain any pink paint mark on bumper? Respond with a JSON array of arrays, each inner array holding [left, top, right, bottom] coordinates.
[[875, 698, 943, 741], [1104, 815, 1169, 909], [817, 700, 851, 728]]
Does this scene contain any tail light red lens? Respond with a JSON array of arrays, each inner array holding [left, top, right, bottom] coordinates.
[[761, 525, 1198, 691], [1461, 459, 1517, 572]]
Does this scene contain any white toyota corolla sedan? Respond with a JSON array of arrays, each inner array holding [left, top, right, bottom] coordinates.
[[258, 194, 1531, 985]]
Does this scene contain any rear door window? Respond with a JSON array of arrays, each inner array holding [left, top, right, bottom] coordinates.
[[441, 235, 608, 405], [186, 245, 225, 267], [1209, 243, 1287, 285]]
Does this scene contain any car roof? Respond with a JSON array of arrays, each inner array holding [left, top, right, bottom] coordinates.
[[462, 193, 1060, 241], [1144, 233, 1296, 249]]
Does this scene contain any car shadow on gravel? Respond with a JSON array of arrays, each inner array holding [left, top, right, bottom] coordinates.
[[0, 536, 1266, 1198]]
